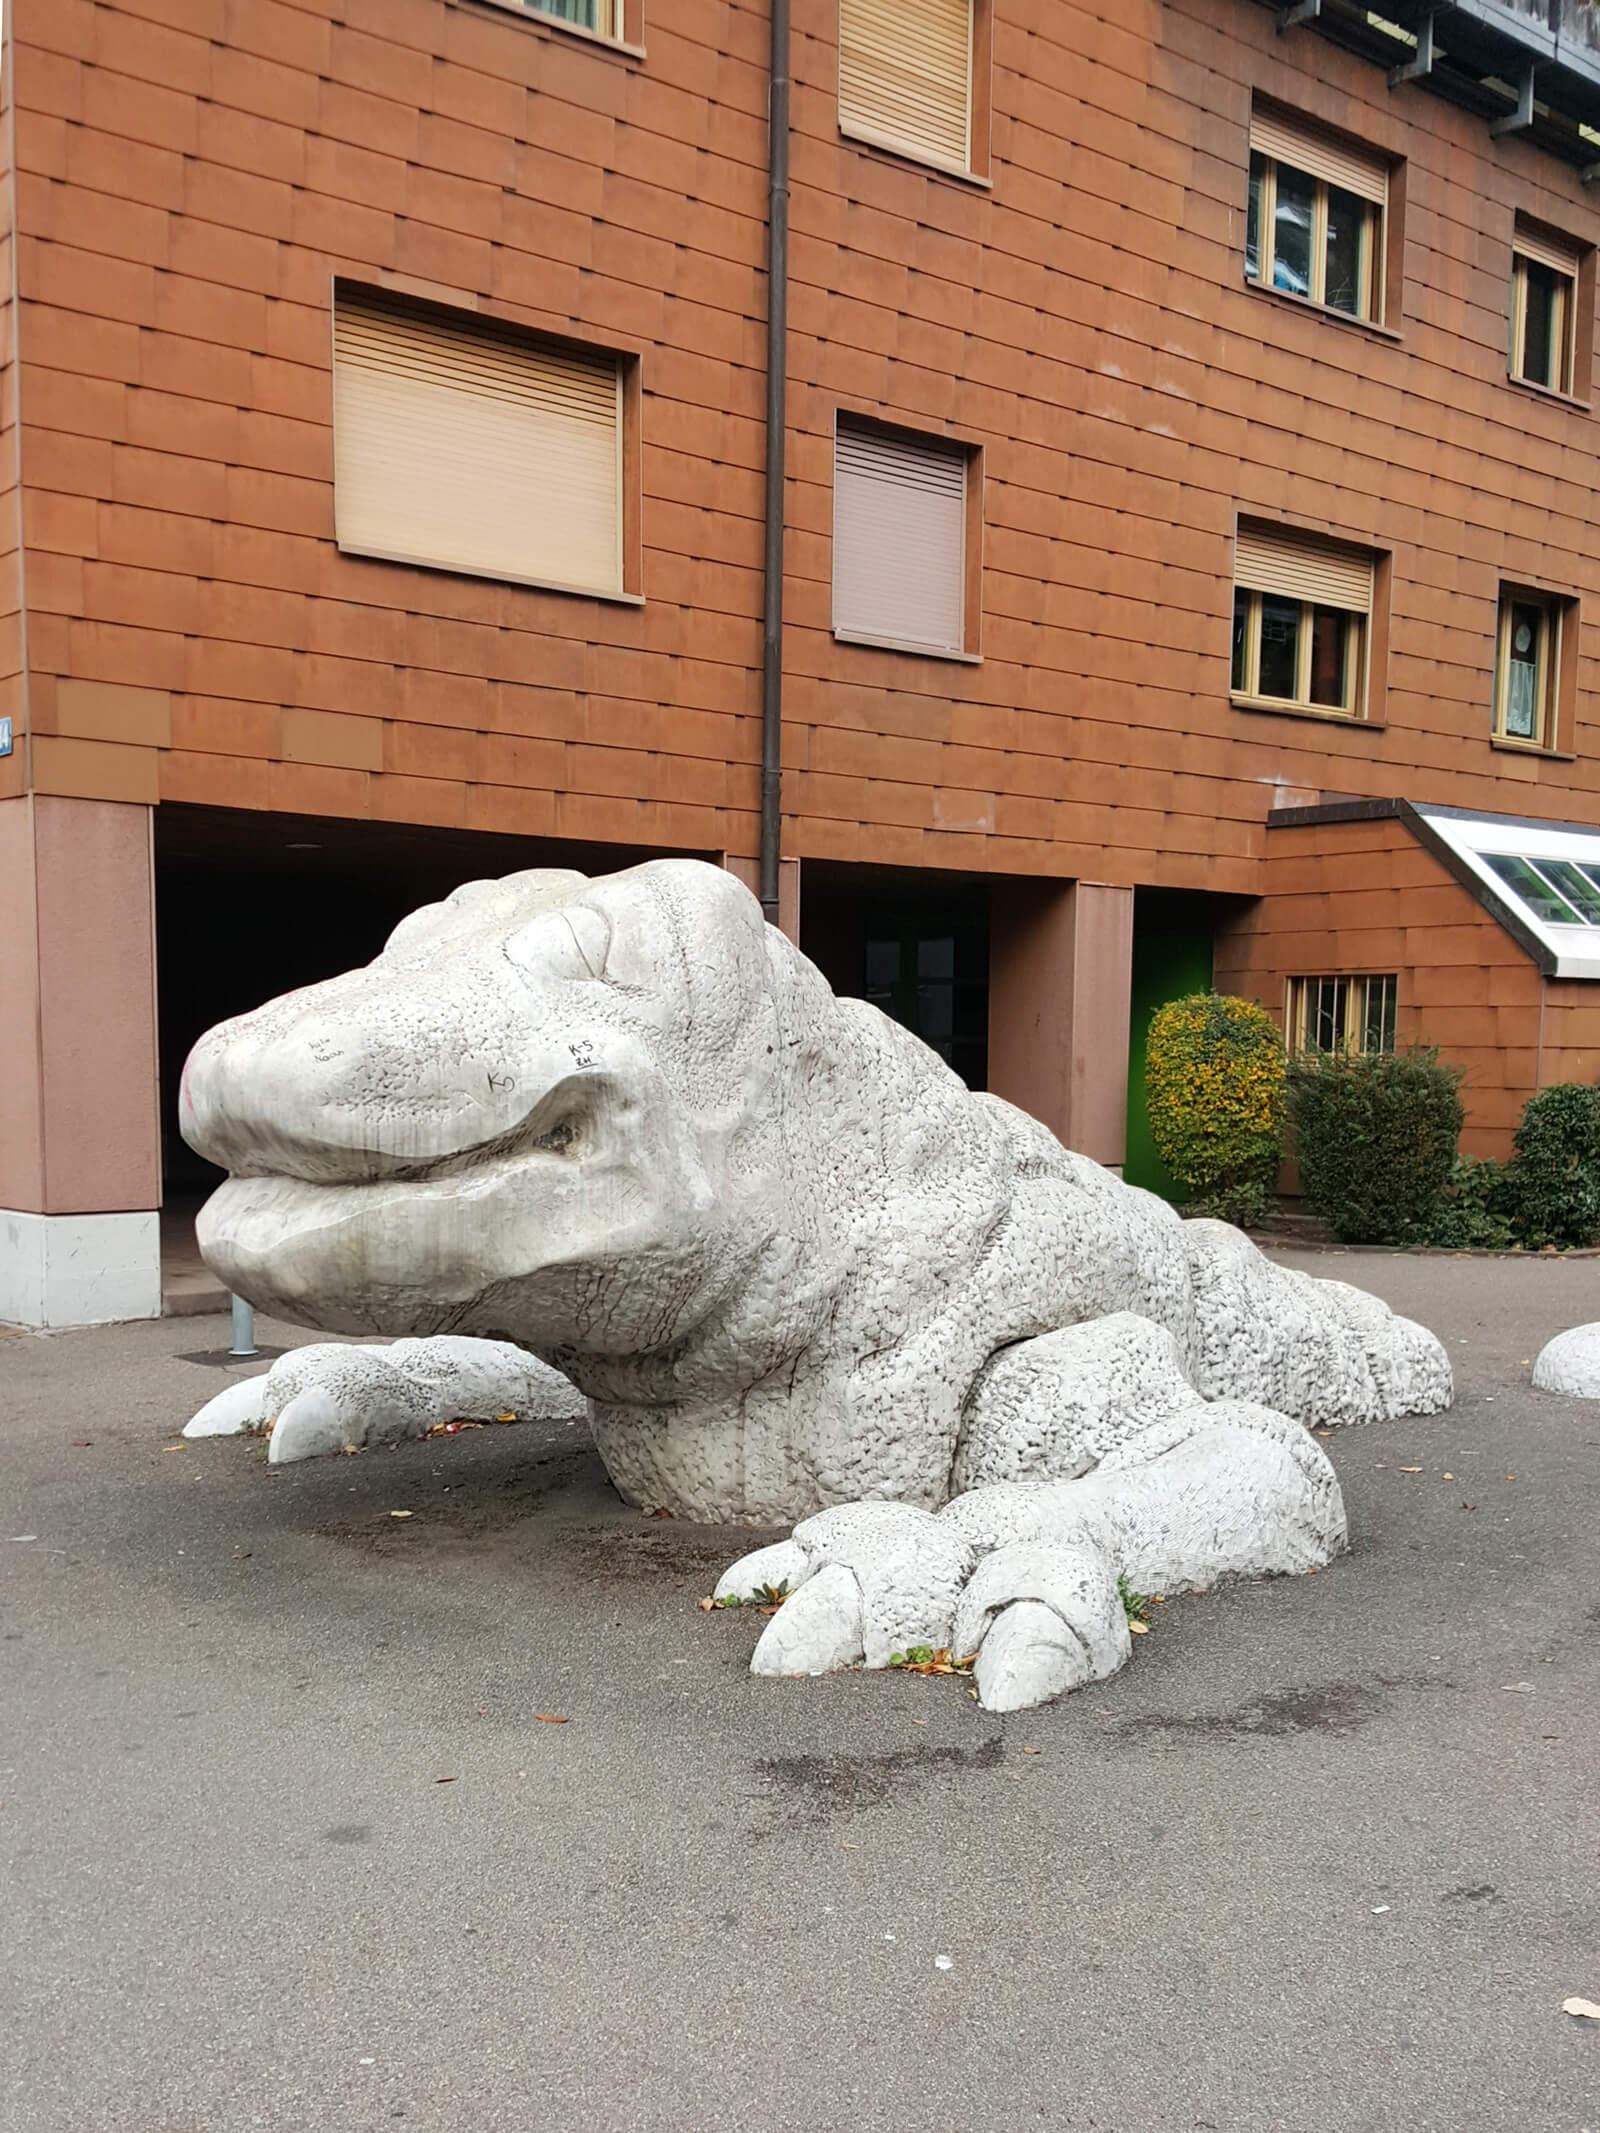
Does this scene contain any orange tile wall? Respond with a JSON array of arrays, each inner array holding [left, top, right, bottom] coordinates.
[[1213, 816, 1600, 1157], [8, 0, 1600, 890]]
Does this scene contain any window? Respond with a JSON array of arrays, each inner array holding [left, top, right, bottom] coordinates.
[[488, 0, 625, 39], [1247, 108, 1388, 325], [1510, 226, 1581, 394], [1231, 524, 1374, 718], [833, 417, 974, 657], [838, 0, 977, 177], [1287, 975, 1397, 1056], [1480, 852, 1600, 929], [333, 289, 630, 599], [1493, 588, 1566, 749]]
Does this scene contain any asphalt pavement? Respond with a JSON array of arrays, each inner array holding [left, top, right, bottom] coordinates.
[[2, 1249, 1597, 2133]]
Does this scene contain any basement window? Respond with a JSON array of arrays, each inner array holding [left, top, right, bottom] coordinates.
[[1287, 974, 1398, 1056]]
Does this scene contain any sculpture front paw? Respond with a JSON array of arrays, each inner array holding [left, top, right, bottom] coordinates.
[[714, 1402, 1347, 1713], [183, 1336, 585, 1463], [715, 1500, 1127, 1711]]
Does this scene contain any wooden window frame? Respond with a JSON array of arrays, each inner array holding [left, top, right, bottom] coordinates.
[[1232, 588, 1367, 719], [1492, 585, 1574, 755], [837, 0, 992, 186], [1509, 228, 1587, 400], [831, 413, 983, 663], [1245, 108, 1391, 330], [1286, 974, 1398, 1057], [1230, 521, 1384, 725], [331, 282, 644, 606], [1248, 153, 1384, 324], [457, 0, 645, 56]]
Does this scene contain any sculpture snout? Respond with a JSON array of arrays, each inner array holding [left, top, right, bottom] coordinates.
[[180, 959, 591, 1184]]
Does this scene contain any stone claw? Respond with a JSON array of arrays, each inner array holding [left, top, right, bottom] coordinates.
[[953, 1540, 1130, 1711], [750, 1565, 866, 1675]]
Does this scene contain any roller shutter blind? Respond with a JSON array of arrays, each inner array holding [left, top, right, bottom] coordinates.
[[1235, 525, 1374, 612], [834, 421, 967, 653], [1514, 225, 1582, 277], [334, 292, 623, 596], [1249, 107, 1388, 206], [838, 0, 972, 173]]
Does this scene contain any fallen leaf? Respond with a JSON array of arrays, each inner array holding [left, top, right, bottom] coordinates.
[[434, 1776, 457, 1784], [1021, 1746, 1041, 1755], [162, 1444, 185, 1453], [650, 1507, 673, 1519], [388, 1509, 413, 1519], [534, 1713, 570, 1724], [697, 1596, 716, 1612], [1561, 1997, 1600, 2020], [495, 1411, 518, 1422], [1128, 1618, 1150, 1634], [1399, 1466, 1424, 1474]]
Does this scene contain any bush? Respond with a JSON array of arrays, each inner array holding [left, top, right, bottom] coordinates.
[[1504, 1083, 1600, 1247], [1416, 1154, 1516, 1249], [1144, 992, 1286, 1226], [1287, 1047, 1464, 1244]]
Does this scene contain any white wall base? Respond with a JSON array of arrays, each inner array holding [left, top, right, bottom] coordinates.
[[0, 1208, 162, 1329]]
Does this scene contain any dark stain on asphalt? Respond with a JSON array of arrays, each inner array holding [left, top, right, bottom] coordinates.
[[313, 1454, 592, 1548], [752, 1737, 1005, 1830], [563, 1524, 778, 1585], [1109, 1680, 1388, 1742], [1440, 1883, 1498, 1903], [323, 1824, 373, 1845]]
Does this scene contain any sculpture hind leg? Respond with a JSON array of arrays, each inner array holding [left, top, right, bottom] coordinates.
[[716, 1395, 1346, 1711]]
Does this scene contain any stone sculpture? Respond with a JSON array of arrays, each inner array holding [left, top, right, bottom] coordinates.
[[180, 858, 1451, 1709], [1531, 1323, 1600, 1397]]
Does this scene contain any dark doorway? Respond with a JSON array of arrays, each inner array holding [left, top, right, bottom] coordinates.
[[799, 862, 989, 1089], [155, 804, 699, 1201]]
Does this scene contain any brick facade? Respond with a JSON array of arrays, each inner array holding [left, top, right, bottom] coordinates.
[[5, 0, 1600, 875], [4, 0, 1600, 1319]]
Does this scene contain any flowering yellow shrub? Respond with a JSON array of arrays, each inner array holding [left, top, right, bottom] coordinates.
[[1144, 992, 1286, 1224]]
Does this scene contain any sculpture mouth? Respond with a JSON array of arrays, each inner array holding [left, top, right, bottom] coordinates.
[[223, 1072, 607, 1190]]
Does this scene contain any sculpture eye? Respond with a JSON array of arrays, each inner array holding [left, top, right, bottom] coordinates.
[[505, 904, 612, 982]]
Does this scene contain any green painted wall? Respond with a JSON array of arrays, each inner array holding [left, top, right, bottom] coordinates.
[[1123, 889, 1217, 1199]]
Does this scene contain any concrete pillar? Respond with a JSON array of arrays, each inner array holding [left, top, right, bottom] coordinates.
[[988, 877, 1134, 1167], [720, 852, 801, 945], [0, 795, 162, 1326]]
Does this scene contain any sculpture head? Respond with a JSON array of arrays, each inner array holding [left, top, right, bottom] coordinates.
[[182, 860, 792, 1349]]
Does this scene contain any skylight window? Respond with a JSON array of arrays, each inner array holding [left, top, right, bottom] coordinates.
[[1414, 804, 1600, 981], [1483, 854, 1600, 927]]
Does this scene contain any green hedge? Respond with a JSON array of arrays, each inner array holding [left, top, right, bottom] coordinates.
[[1287, 1047, 1464, 1245], [1504, 1083, 1600, 1247]]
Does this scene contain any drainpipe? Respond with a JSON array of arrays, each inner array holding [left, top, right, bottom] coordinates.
[[759, 0, 790, 924]]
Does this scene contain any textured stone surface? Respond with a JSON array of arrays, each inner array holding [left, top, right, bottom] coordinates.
[[184, 1336, 585, 1462], [1531, 1323, 1600, 1397], [179, 858, 1452, 1711]]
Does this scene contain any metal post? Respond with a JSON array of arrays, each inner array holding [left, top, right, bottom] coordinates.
[[228, 1294, 258, 1359]]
